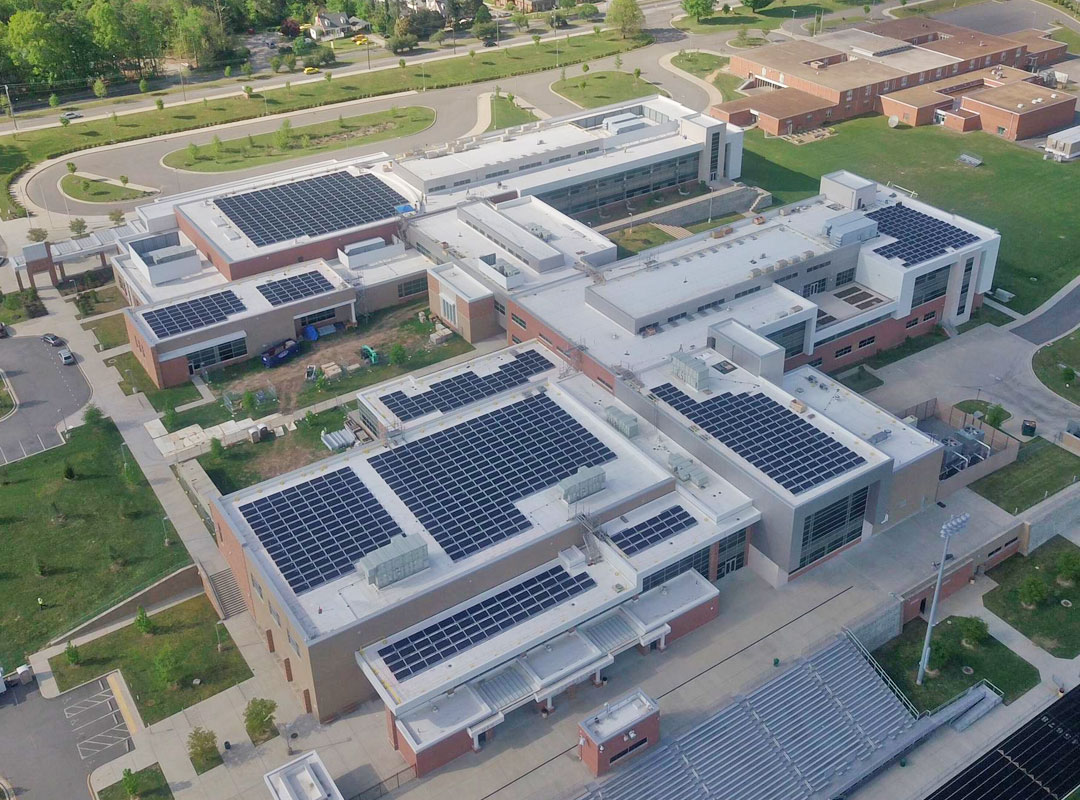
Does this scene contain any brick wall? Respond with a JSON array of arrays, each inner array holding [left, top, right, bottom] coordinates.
[[666, 595, 720, 644], [960, 95, 1077, 140], [504, 300, 617, 393]]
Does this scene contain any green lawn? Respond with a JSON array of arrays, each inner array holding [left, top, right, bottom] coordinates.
[[970, 437, 1080, 514], [72, 284, 128, 319], [49, 595, 250, 725], [0, 420, 190, 671], [739, 118, 1080, 313], [162, 106, 435, 173], [684, 211, 745, 234], [892, 0, 992, 18], [98, 764, 173, 800], [1051, 25, 1080, 55], [983, 536, 1080, 658], [833, 365, 884, 393], [953, 399, 1011, 428], [1032, 331, 1080, 407], [864, 328, 949, 369], [957, 303, 1013, 334], [0, 289, 45, 325], [487, 95, 540, 131], [551, 71, 665, 108], [0, 31, 649, 220], [199, 405, 352, 493], [60, 174, 152, 203], [81, 313, 129, 351], [670, 52, 745, 102], [674, 2, 821, 34], [872, 617, 1040, 711], [106, 352, 202, 413], [608, 223, 676, 258], [0, 382, 13, 417]]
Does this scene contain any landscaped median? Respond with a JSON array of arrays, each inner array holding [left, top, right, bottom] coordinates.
[[551, 69, 665, 108], [161, 106, 436, 173], [669, 52, 745, 102], [0, 31, 651, 220], [59, 173, 154, 203]]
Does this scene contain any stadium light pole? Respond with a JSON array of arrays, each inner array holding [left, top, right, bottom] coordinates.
[[916, 512, 970, 685]]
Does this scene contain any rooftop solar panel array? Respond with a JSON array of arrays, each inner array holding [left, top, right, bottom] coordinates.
[[651, 384, 865, 494], [377, 566, 596, 680], [237, 467, 403, 593], [926, 686, 1080, 800], [866, 203, 979, 267], [214, 171, 409, 247], [141, 290, 246, 339], [379, 350, 555, 422], [256, 270, 335, 307], [609, 506, 696, 556], [370, 393, 615, 561]]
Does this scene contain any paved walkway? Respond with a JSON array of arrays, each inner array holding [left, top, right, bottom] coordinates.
[[1008, 272, 1080, 346]]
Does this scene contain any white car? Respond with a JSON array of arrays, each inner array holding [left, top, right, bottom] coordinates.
[[60, 111, 82, 120], [59, 348, 76, 365]]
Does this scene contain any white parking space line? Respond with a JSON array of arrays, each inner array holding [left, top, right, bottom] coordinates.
[[77, 722, 130, 759], [64, 689, 114, 719]]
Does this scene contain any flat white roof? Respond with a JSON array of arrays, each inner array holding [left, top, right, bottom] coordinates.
[[264, 752, 344, 800]]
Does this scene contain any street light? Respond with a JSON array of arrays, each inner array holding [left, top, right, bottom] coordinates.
[[916, 512, 970, 685]]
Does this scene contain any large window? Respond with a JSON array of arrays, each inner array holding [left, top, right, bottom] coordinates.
[[716, 528, 746, 578], [298, 308, 336, 327], [956, 256, 975, 315], [187, 336, 247, 372], [642, 546, 710, 592], [511, 312, 527, 329], [398, 276, 428, 298], [797, 487, 869, 570], [535, 153, 700, 214], [441, 297, 457, 325], [835, 268, 856, 287], [769, 321, 806, 359], [801, 278, 827, 298], [911, 265, 950, 307]]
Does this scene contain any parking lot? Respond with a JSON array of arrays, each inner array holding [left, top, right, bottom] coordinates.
[[0, 677, 132, 799], [0, 336, 90, 464]]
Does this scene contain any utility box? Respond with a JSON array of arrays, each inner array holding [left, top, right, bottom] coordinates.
[[604, 406, 639, 439], [578, 690, 659, 777], [358, 534, 429, 589], [559, 465, 606, 505], [670, 352, 709, 391]]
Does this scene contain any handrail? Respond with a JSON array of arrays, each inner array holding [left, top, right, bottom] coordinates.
[[842, 628, 921, 720]]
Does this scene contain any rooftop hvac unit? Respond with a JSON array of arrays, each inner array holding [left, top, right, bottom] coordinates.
[[670, 351, 710, 391], [804, 250, 815, 260], [790, 399, 807, 414], [559, 465, 606, 504], [669, 454, 709, 488], [605, 406, 640, 438], [357, 534, 429, 589], [764, 264, 775, 274], [868, 429, 892, 445], [776, 258, 789, 268], [789, 254, 801, 264], [902, 415, 919, 426]]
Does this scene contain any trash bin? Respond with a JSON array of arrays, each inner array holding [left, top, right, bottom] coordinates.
[[1021, 419, 1037, 437]]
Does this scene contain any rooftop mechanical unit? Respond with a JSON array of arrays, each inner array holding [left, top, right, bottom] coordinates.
[[559, 465, 606, 504], [670, 352, 709, 391], [669, 454, 709, 488], [605, 406, 640, 439], [357, 534, 429, 589]]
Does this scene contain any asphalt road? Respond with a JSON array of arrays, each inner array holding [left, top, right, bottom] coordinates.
[[936, 0, 1075, 35], [1011, 284, 1080, 344], [0, 678, 132, 800], [0, 335, 91, 464]]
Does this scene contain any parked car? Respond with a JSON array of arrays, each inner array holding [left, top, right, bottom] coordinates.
[[58, 348, 75, 365], [42, 333, 63, 347], [484, 39, 497, 47], [261, 339, 301, 367], [0, 322, 8, 338], [60, 111, 82, 120], [303, 66, 320, 74]]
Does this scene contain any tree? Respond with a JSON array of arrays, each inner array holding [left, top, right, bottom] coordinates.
[[187, 727, 219, 766], [473, 20, 498, 39], [512, 12, 529, 29], [270, 54, 282, 72], [224, 64, 233, 77], [863, 3, 870, 13], [1062, 366, 1076, 384], [66, 640, 81, 666], [244, 697, 278, 741], [582, 62, 590, 75], [681, 0, 715, 20], [633, 66, 641, 80], [606, 0, 644, 38], [83, 404, 104, 426], [60, 116, 70, 127], [955, 616, 988, 647], [742, 0, 773, 10], [386, 34, 419, 53], [284, 54, 297, 72], [275, 119, 293, 150], [93, 78, 108, 99], [1057, 550, 1080, 585], [389, 343, 408, 365], [67, 162, 78, 175], [241, 62, 254, 78], [579, 2, 600, 17], [70, 218, 88, 236], [721, 2, 731, 12], [187, 142, 200, 163], [324, 71, 332, 83], [614, 53, 622, 70], [155, 98, 165, 111], [211, 134, 224, 160], [1019, 575, 1049, 608], [7, 10, 68, 85], [63, 462, 76, 480], [48, 93, 59, 108], [242, 86, 254, 98], [121, 767, 139, 799], [559, 0, 576, 9], [139, 78, 149, 93], [928, 631, 959, 671], [119, 175, 129, 187], [532, 33, 542, 47], [475, 2, 493, 22], [431, 29, 447, 46], [986, 403, 1007, 428], [109, 209, 125, 225], [154, 645, 183, 689], [134, 605, 155, 635], [28, 228, 48, 243]]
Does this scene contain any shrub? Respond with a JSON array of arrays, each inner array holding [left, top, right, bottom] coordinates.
[[65, 640, 80, 665], [389, 343, 408, 366], [109, 208, 125, 225], [209, 437, 225, 459], [121, 767, 138, 799], [162, 402, 177, 430], [155, 98, 164, 111], [224, 65, 232, 78], [49, 93, 59, 107], [134, 605, 155, 635], [1063, 366, 1076, 384], [986, 403, 1007, 428], [139, 78, 149, 92], [386, 34, 419, 53], [93, 77, 108, 99], [63, 462, 76, 480], [244, 697, 278, 742], [60, 116, 70, 127], [928, 630, 959, 671], [955, 616, 989, 647], [1018, 575, 1049, 607], [1057, 550, 1080, 584], [187, 726, 219, 765], [66, 161, 78, 174], [70, 218, 87, 236], [154, 645, 183, 689], [28, 227, 48, 243]]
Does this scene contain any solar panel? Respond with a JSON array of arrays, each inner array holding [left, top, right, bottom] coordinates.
[[370, 393, 615, 561], [141, 290, 246, 339], [609, 505, 697, 556], [651, 384, 865, 494], [866, 203, 979, 267], [214, 171, 408, 247], [237, 467, 402, 593], [256, 270, 335, 307], [379, 350, 555, 422], [377, 565, 596, 680]]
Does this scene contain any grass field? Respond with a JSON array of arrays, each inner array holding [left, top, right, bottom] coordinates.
[[487, 95, 539, 131], [739, 118, 1079, 312], [0, 31, 649, 220], [72, 285, 128, 319], [1032, 330, 1080, 406], [873, 617, 1040, 711], [685, 211, 745, 234], [608, 223, 676, 257], [49, 595, 251, 725], [954, 399, 1011, 427], [98, 764, 173, 800], [60, 174, 152, 203], [106, 351, 202, 412], [0, 381, 12, 417], [81, 313, 130, 350], [957, 303, 1013, 333], [971, 438, 1080, 514], [161, 106, 435, 172], [983, 536, 1080, 658], [892, 0, 991, 18], [1052, 25, 1080, 55], [0, 420, 190, 671], [865, 328, 949, 369], [670, 52, 745, 102], [674, 0, 831, 34], [552, 70, 665, 107]]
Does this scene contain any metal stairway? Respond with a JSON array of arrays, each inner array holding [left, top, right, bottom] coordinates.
[[208, 569, 247, 618]]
